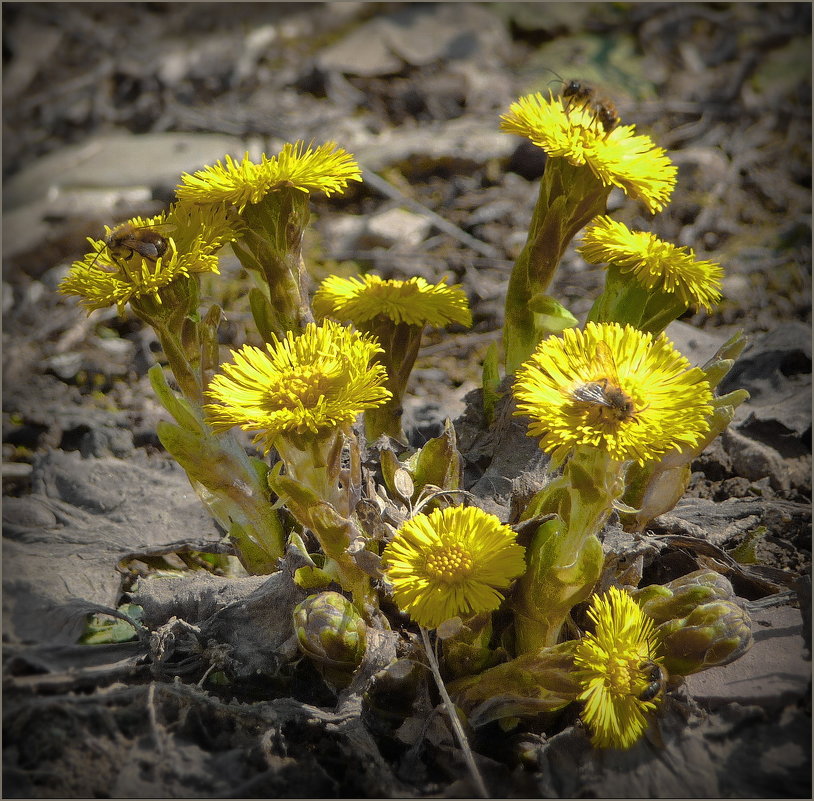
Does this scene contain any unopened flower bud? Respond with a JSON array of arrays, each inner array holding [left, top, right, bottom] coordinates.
[[631, 569, 737, 624], [293, 591, 367, 687], [657, 598, 753, 676], [441, 612, 497, 679]]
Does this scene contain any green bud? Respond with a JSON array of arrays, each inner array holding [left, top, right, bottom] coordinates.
[[293, 591, 368, 688], [700, 330, 748, 389], [442, 612, 498, 679], [621, 386, 749, 532], [657, 598, 753, 676], [631, 569, 737, 624], [526, 293, 579, 332]]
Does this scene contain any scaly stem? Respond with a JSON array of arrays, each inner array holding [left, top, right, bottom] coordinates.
[[152, 322, 203, 406]]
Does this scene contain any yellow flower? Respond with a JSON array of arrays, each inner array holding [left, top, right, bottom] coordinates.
[[58, 204, 237, 314], [382, 506, 526, 629], [573, 586, 665, 749], [313, 274, 472, 328], [205, 320, 391, 452], [176, 142, 362, 210], [579, 216, 723, 311], [500, 92, 676, 213], [513, 322, 713, 465]]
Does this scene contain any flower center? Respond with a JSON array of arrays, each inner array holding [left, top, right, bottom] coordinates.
[[602, 654, 642, 696], [270, 367, 341, 409], [424, 545, 474, 582]]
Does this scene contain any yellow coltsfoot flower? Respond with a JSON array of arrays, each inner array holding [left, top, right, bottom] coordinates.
[[314, 274, 472, 441], [381, 505, 526, 630], [579, 216, 723, 312], [513, 322, 713, 466], [177, 141, 363, 340], [313, 274, 472, 329], [500, 92, 677, 213], [574, 586, 666, 749], [176, 141, 362, 210], [204, 320, 391, 453], [59, 204, 237, 314]]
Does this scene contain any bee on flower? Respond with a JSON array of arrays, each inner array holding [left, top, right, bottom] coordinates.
[[574, 586, 666, 749], [500, 91, 677, 214], [58, 204, 237, 315], [514, 322, 714, 466]]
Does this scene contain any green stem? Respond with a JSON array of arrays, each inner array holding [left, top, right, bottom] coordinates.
[[232, 189, 313, 338], [504, 160, 610, 373], [363, 320, 423, 442], [513, 448, 624, 652], [152, 322, 203, 405]]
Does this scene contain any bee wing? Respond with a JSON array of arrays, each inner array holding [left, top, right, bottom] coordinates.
[[142, 222, 177, 234], [122, 237, 164, 260], [571, 382, 612, 406], [592, 340, 621, 384]]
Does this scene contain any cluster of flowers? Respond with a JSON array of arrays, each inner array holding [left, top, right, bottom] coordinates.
[[60, 94, 751, 755]]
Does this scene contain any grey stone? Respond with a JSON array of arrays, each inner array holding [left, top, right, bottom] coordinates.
[[317, 4, 509, 76], [356, 116, 516, 173], [131, 573, 270, 628], [3, 132, 255, 210], [2, 20, 62, 100], [664, 319, 728, 366], [318, 22, 402, 76], [722, 426, 792, 491], [365, 207, 433, 248], [3, 451, 222, 644], [719, 321, 811, 438], [684, 604, 810, 709], [319, 214, 368, 256]]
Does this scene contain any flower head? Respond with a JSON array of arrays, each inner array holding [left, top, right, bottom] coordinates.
[[58, 203, 238, 314], [382, 506, 526, 629], [500, 92, 676, 213], [176, 142, 362, 210], [513, 322, 713, 465], [579, 216, 723, 311], [293, 591, 368, 686], [574, 586, 665, 749], [205, 320, 391, 452], [313, 274, 472, 329]]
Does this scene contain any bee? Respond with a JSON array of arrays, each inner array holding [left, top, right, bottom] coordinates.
[[88, 221, 175, 273], [571, 341, 637, 423], [637, 659, 667, 702], [559, 77, 620, 135], [561, 78, 594, 110]]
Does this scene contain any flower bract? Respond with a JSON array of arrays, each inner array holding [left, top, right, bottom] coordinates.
[[204, 320, 391, 452], [313, 274, 472, 328], [579, 216, 723, 311], [381, 506, 526, 629], [500, 92, 677, 213], [176, 141, 362, 210], [513, 322, 713, 465], [58, 204, 237, 314], [573, 586, 664, 749]]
